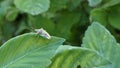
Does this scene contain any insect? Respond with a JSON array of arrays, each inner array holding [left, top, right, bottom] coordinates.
[[35, 28, 51, 39]]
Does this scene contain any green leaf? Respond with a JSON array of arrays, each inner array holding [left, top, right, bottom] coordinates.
[[14, 0, 50, 15], [49, 0, 68, 12], [0, 33, 65, 68], [6, 7, 19, 21], [0, 0, 13, 20], [103, 0, 120, 8], [108, 4, 120, 30], [90, 8, 107, 26], [48, 45, 112, 68], [67, 0, 82, 10], [82, 22, 120, 68], [88, 0, 102, 7], [2, 22, 15, 40], [55, 12, 81, 39], [15, 21, 29, 35]]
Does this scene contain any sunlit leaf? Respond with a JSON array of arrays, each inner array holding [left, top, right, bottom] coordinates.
[[0, 33, 65, 68], [48, 45, 112, 68]]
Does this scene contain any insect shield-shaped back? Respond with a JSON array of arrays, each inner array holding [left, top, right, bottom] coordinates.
[[35, 28, 51, 39]]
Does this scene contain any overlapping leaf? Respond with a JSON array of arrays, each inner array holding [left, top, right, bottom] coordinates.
[[48, 45, 112, 68]]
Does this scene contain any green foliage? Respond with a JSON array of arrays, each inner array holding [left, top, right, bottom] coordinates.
[[0, 0, 13, 21], [82, 22, 120, 68], [1, 22, 119, 68], [0, 33, 65, 68], [90, 0, 120, 41], [14, 0, 50, 15], [0, 0, 89, 46], [90, 8, 107, 26], [49, 0, 68, 12], [48, 45, 111, 68], [53, 11, 81, 39], [102, 0, 120, 8], [108, 4, 120, 30], [1, 0, 120, 67], [90, 0, 120, 28], [6, 7, 19, 21]]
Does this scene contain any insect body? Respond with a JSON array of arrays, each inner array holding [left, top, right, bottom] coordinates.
[[35, 28, 51, 39]]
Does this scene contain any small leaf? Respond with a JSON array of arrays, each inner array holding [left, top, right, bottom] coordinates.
[[0, 33, 65, 68], [6, 7, 19, 21], [14, 0, 50, 15], [0, 0, 13, 20], [90, 8, 107, 26], [108, 5, 120, 30]]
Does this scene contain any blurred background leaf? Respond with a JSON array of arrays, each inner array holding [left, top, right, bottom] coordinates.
[[14, 0, 50, 15]]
